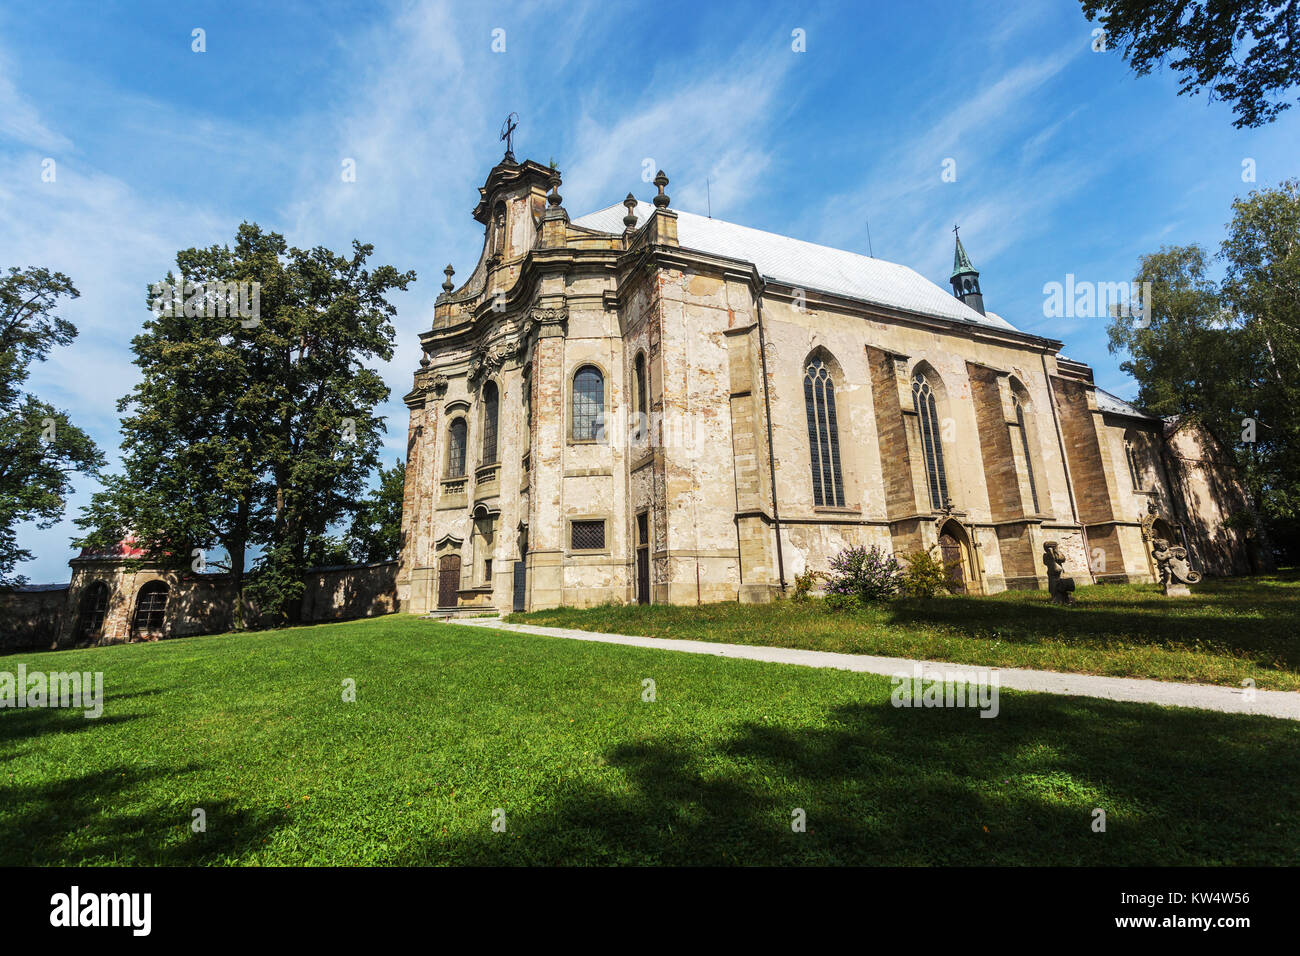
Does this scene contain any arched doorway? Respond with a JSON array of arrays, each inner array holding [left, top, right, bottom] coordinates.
[[76, 581, 110, 642], [1151, 518, 1176, 545], [938, 521, 970, 594], [131, 581, 169, 640], [438, 554, 461, 609]]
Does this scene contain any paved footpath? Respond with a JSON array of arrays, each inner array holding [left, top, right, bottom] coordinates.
[[441, 616, 1300, 721]]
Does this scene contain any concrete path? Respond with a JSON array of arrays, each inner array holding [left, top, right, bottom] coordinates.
[[439, 615, 1300, 721]]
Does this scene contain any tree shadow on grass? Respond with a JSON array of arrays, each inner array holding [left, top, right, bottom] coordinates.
[[0, 763, 290, 865], [0, 690, 165, 751], [426, 693, 1300, 866], [883, 592, 1300, 672]]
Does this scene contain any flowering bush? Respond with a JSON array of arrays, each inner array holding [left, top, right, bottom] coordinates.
[[825, 544, 902, 605]]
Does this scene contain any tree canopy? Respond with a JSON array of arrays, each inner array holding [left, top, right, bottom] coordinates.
[[0, 267, 103, 585], [77, 223, 415, 622], [1107, 180, 1300, 559], [1082, 0, 1300, 128]]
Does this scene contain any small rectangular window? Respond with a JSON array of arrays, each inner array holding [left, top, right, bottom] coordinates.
[[637, 512, 649, 546], [571, 520, 606, 551], [483, 558, 493, 582]]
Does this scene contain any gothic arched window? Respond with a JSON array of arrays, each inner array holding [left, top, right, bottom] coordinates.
[[481, 382, 499, 466], [1011, 391, 1040, 513], [447, 418, 467, 477], [804, 358, 845, 508], [912, 372, 949, 510], [572, 366, 604, 442]]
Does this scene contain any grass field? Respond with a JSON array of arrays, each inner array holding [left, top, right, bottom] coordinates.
[[2, 614, 1297, 866], [510, 571, 1300, 691]]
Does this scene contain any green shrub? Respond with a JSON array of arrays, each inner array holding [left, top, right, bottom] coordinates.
[[792, 569, 826, 602], [900, 547, 958, 598], [825, 592, 858, 612]]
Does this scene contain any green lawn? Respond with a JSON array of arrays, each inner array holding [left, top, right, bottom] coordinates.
[[510, 571, 1300, 691], [1, 614, 1297, 865]]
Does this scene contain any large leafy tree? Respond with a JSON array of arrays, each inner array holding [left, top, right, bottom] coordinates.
[[1220, 180, 1300, 552], [78, 223, 414, 622], [346, 458, 406, 564], [0, 267, 103, 585], [1082, 0, 1300, 128], [1107, 181, 1300, 560]]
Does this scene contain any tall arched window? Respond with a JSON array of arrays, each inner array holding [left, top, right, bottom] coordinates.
[[490, 202, 506, 257], [912, 372, 949, 510], [522, 364, 533, 450], [1124, 431, 1144, 491], [132, 581, 169, 638], [481, 382, 499, 466], [77, 581, 109, 640], [633, 352, 647, 442], [1011, 391, 1040, 514], [572, 365, 604, 441], [804, 358, 845, 508], [447, 418, 467, 477]]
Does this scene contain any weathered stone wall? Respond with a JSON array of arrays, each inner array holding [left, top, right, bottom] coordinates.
[[0, 586, 68, 652], [4, 560, 400, 652], [301, 561, 399, 622], [1162, 422, 1271, 576]]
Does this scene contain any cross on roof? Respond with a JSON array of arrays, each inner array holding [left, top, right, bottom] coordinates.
[[500, 113, 518, 160]]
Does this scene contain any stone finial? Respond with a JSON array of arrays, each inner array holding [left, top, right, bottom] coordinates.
[[652, 170, 670, 208], [548, 172, 563, 208], [442, 264, 455, 293], [623, 193, 639, 230]]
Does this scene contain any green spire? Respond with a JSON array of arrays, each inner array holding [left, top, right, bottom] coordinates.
[[951, 227, 976, 278]]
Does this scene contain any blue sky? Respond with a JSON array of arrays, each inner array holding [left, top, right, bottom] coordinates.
[[2, 0, 1296, 582]]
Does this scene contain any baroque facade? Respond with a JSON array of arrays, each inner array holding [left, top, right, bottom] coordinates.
[[397, 152, 1262, 614]]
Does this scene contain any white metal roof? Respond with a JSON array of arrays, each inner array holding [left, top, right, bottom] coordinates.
[[1095, 387, 1155, 420], [572, 200, 1021, 332]]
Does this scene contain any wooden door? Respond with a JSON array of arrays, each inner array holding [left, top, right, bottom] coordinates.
[[513, 561, 527, 612], [636, 512, 650, 604], [636, 550, 650, 604], [939, 533, 965, 594], [438, 554, 461, 608]]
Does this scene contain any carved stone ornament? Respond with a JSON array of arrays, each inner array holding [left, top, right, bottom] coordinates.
[[1042, 541, 1076, 606], [1138, 500, 1160, 541], [429, 373, 449, 394], [1151, 537, 1201, 596], [468, 341, 518, 381], [528, 305, 568, 327]]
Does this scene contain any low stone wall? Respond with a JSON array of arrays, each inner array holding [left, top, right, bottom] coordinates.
[[0, 585, 69, 652], [301, 561, 399, 623], [4, 559, 400, 652]]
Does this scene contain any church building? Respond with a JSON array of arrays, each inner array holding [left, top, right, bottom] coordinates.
[[396, 148, 1262, 614]]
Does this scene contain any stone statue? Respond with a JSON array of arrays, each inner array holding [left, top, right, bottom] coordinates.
[[1151, 538, 1201, 596], [1042, 541, 1075, 605]]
